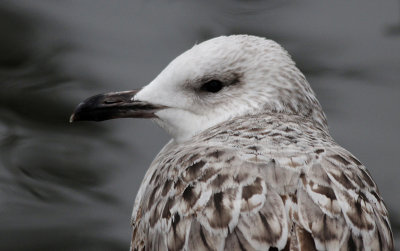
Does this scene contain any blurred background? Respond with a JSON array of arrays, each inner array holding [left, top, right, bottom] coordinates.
[[0, 0, 399, 250]]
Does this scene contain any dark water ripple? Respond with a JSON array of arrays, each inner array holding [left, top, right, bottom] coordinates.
[[0, 3, 128, 250]]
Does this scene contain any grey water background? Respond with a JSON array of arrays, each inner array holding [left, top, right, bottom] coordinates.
[[0, 0, 399, 250]]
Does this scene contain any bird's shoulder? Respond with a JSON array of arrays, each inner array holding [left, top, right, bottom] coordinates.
[[131, 114, 393, 250]]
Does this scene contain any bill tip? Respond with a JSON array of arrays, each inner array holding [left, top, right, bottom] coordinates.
[[69, 114, 75, 123]]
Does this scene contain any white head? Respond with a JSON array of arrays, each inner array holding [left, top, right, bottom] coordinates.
[[71, 35, 327, 142], [134, 35, 327, 142]]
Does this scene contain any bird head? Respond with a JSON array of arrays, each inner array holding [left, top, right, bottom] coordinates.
[[71, 35, 326, 142]]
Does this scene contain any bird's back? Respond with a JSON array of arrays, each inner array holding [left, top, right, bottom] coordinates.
[[131, 113, 393, 251]]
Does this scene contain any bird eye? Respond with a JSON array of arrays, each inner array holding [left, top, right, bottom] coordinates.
[[200, 80, 223, 93]]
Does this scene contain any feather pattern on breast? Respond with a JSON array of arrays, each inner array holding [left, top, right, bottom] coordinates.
[[130, 113, 393, 251]]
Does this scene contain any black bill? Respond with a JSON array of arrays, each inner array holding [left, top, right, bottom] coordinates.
[[70, 90, 165, 122]]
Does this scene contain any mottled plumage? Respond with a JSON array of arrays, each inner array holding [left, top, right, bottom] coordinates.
[[131, 113, 393, 251], [71, 35, 394, 251]]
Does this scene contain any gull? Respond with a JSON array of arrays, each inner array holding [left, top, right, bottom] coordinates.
[[70, 35, 394, 251]]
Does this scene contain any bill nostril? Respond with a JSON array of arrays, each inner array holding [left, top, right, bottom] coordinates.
[[104, 98, 124, 104], [104, 100, 120, 104]]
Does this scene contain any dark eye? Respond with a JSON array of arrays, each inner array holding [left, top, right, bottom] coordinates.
[[200, 80, 223, 93]]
